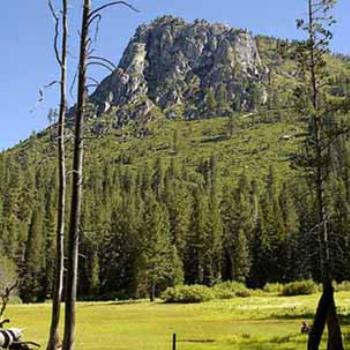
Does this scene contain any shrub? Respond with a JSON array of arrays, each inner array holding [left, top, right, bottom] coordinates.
[[212, 281, 249, 299], [263, 283, 283, 294], [161, 285, 214, 303], [334, 281, 350, 292], [250, 289, 265, 297], [281, 280, 319, 296], [212, 288, 236, 300]]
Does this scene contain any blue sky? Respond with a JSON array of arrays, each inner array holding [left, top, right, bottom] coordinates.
[[1, 0, 349, 150]]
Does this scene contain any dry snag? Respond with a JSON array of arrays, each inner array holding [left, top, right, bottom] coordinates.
[[61, 2, 138, 350], [46, 1, 68, 350]]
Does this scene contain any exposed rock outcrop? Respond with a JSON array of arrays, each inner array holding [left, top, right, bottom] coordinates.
[[91, 15, 268, 123]]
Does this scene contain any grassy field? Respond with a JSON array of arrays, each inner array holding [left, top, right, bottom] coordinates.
[[5, 292, 350, 350]]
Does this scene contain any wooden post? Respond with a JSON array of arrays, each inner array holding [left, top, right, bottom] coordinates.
[[172, 333, 176, 350]]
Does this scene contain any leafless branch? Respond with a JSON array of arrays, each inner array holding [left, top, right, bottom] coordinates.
[[88, 13, 102, 27], [0, 282, 18, 320], [88, 1, 140, 20], [87, 61, 114, 73], [87, 77, 100, 85], [48, 0, 62, 66], [11, 341, 41, 349], [0, 319, 10, 328], [89, 56, 116, 70], [86, 37, 92, 51], [88, 14, 102, 41], [86, 84, 99, 90], [30, 80, 60, 113], [44, 80, 61, 89], [88, 47, 96, 57]]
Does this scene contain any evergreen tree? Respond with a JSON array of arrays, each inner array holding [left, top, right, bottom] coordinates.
[[277, 182, 300, 281], [89, 251, 100, 296], [135, 193, 179, 301], [186, 187, 208, 284], [233, 92, 241, 113], [152, 158, 165, 200], [217, 84, 230, 115], [222, 173, 253, 282], [205, 88, 217, 114], [20, 207, 45, 302], [164, 172, 190, 259], [100, 199, 137, 298], [205, 155, 223, 284], [233, 228, 251, 282]]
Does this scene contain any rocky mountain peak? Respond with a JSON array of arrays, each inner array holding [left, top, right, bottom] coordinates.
[[91, 16, 267, 125]]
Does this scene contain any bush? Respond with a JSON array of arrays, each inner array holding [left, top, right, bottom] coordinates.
[[161, 285, 214, 303], [281, 280, 319, 296], [263, 283, 283, 294], [212, 281, 249, 299], [334, 281, 350, 292], [250, 289, 265, 297], [212, 288, 236, 300]]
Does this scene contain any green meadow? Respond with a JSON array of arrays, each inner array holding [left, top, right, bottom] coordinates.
[[6, 292, 350, 350]]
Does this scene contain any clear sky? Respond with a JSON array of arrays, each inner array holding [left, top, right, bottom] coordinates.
[[1, 0, 349, 150]]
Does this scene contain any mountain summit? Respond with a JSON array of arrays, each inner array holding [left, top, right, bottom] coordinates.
[[91, 16, 268, 125]]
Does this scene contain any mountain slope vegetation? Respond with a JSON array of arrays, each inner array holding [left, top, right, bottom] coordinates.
[[1, 17, 350, 301]]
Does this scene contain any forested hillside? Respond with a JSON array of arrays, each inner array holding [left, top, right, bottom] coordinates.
[[1, 17, 350, 302]]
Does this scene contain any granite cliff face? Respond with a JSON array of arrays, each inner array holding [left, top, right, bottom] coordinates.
[[91, 16, 268, 124]]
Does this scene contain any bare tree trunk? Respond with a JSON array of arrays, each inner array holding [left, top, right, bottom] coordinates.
[[327, 292, 344, 350], [62, 1, 90, 349], [307, 282, 332, 350], [47, 1, 68, 349], [308, 283, 343, 350]]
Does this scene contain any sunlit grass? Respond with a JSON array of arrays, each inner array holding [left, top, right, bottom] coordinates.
[[5, 292, 350, 349]]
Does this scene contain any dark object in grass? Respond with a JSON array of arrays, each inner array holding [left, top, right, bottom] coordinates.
[[0, 320, 10, 329], [9, 341, 41, 350], [0, 320, 40, 350], [301, 321, 311, 334]]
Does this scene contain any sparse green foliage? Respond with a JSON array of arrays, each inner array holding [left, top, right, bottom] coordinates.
[[281, 280, 319, 296], [161, 285, 213, 303]]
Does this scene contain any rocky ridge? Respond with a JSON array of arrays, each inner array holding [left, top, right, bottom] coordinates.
[[90, 15, 268, 126]]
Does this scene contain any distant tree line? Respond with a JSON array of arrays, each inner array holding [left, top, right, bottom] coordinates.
[[1, 129, 350, 302]]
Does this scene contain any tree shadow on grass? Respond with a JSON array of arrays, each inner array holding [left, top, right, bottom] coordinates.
[[267, 310, 350, 326], [242, 333, 307, 350], [267, 312, 315, 320]]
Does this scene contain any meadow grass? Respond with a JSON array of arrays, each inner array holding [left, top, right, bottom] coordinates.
[[5, 292, 350, 350]]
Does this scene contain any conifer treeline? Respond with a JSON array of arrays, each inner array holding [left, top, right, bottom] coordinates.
[[1, 132, 350, 302]]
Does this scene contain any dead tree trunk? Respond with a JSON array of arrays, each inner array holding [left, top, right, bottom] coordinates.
[[47, 1, 68, 350], [307, 282, 332, 349], [304, 1, 343, 349], [62, 1, 90, 349], [327, 291, 344, 350]]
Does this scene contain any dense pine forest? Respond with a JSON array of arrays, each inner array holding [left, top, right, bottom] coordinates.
[[1, 30, 350, 303]]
